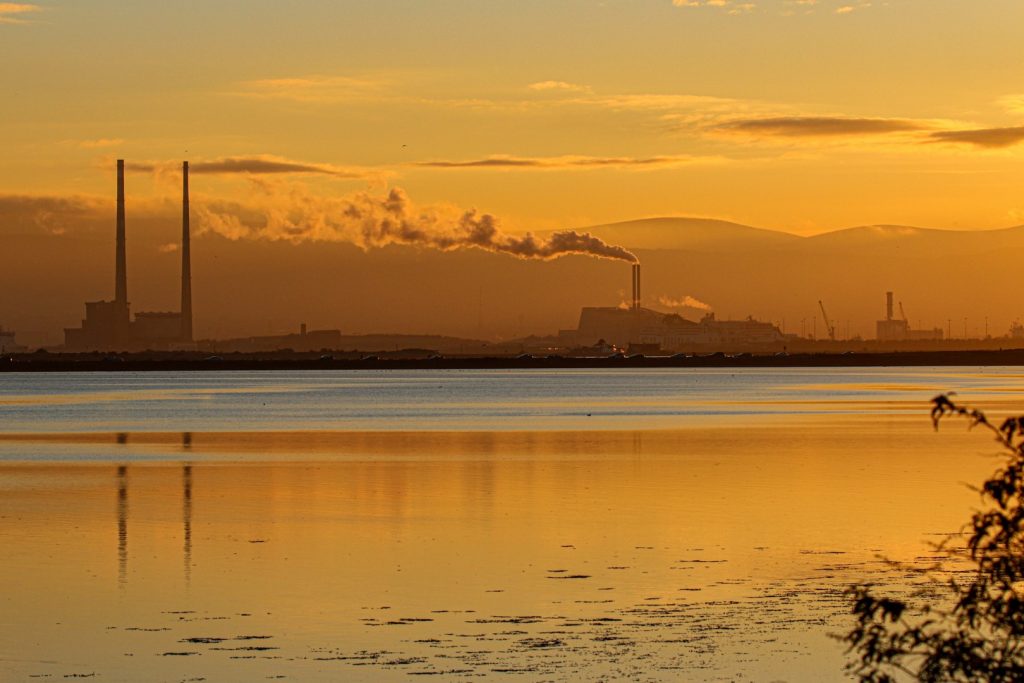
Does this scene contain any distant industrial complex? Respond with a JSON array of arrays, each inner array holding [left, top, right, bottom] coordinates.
[[63, 160, 194, 351], [0, 161, 1017, 357], [559, 264, 787, 352], [58, 160, 341, 353], [875, 291, 943, 342]]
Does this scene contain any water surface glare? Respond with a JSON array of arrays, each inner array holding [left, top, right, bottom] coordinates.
[[0, 368, 1020, 681]]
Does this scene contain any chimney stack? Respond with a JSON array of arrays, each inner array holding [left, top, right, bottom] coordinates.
[[114, 159, 127, 309], [180, 161, 193, 342], [631, 264, 641, 311], [886, 291, 894, 321]]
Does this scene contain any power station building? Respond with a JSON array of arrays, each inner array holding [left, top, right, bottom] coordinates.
[[875, 291, 943, 342], [64, 160, 194, 351], [567, 264, 787, 351]]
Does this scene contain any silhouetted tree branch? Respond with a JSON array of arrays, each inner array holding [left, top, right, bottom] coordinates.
[[842, 394, 1024, 682]]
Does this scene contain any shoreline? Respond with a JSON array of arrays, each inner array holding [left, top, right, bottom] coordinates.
[[6, 348, 1024, 371]]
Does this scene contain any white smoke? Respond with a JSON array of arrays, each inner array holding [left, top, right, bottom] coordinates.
[[658, 294, 713, 311], [191, 180, 638, 264]]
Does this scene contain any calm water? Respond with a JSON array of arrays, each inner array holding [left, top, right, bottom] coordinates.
[[1, 368, 1020, 681]]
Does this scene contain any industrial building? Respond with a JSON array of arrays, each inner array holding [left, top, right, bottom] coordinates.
[[209, 324, 343, 353], [875, 291, 943, 342], [1, 326, 26, 353], [565, 264, 787, 352], [64, 160, 194, 351]]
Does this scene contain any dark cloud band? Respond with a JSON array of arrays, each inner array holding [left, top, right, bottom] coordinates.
[[716, 116, 927, 137], [126, 156, 372, 178], [927, 126, 1024, 148], [412, 155, 701, 169]]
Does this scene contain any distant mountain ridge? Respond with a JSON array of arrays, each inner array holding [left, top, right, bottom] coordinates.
[[561, 217, 800, 251], [7, 213, 1024, 347], [562, 217, 1024, 253]]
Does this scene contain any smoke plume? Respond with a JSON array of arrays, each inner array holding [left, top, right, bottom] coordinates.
[[193, 182, 638, 263], [658, 294, 712, 311]]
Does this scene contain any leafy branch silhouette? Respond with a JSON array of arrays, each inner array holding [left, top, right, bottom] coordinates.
[[843, 394, 1024, 682]]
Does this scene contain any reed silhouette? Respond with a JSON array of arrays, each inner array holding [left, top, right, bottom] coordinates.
[[842, 394, 1024, 681]]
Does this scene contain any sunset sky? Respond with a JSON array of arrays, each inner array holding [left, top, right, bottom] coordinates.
[[2, 0, 1023, 235], [3, 1, 1024, 345]]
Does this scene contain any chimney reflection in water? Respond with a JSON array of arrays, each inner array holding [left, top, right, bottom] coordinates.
[[116, 464, 128, 587], [113, 434, 196, 588], [183, 432, 193, 585]]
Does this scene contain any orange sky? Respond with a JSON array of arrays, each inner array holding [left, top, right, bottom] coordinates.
[[2, 1, 1023, 233], [2, 1, 1024, 343]]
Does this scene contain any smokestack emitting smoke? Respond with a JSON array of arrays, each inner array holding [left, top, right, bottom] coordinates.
[[181, 161, 192, 342], [115, 159, 127, 307], [194, 185, 638, 264]]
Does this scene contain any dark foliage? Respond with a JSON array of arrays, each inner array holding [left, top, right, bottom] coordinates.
[[842, 394, 1024, 682]]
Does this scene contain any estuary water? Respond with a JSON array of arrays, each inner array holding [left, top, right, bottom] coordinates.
[[1, 368, 1021, 681]]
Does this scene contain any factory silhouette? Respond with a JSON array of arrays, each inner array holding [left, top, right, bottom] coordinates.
[[64, 160, 194, 350], [35, 160, 991, 358], [55, 164, 791, 355], [62, 160, 340, 353]]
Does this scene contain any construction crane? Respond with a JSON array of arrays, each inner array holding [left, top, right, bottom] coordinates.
[[818, 300, 837, 341], [898, 301, 909, 323]]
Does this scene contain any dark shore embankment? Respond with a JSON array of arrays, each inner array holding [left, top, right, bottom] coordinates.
[[5, 349, 1024, 372]]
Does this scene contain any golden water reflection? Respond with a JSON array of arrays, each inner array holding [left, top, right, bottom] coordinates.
[[0, 416, 999, 681]]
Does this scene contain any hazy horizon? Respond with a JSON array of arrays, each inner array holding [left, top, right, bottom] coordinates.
[[5, 204, 1024, 347]]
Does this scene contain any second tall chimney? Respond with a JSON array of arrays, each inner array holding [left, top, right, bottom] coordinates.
[[115, 159, 127, 308], [180, 161, 193, 342]]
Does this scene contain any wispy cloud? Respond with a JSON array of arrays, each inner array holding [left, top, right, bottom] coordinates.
[[77, 138, 124, 149], [715, 116, 929, 137], [927, 126, 1024, 149], [0, 194, 108, 236], [835, 2, 871, 14], [190, 156, 375, 177], [231, 71, 757, 126], [585, 93, 742, 112], [528, 80, 591, 93], [672, 0, 744, 8], [673, 0, 755, 12], [124, 155, 385, 179], [230, 75, 389, 103], [0, 2, 41, 25], [410, 154, 724, 170], [673, 0, 878, 15], [997, 94, 1024, 115]]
